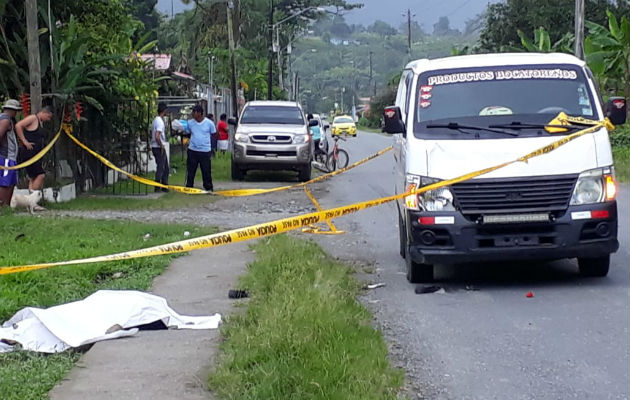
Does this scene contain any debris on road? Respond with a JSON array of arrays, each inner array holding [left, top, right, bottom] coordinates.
[[364, 282, 386, 290], [415, 285, 445, 294], [228, 289, 249, 299], [526, 291, 534, 298]]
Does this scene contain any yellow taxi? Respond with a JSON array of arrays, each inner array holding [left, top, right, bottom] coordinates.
[[331, 115, 357, 137]]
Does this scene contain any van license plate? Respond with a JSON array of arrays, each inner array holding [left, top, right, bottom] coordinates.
[[483, 213, 549, 224]]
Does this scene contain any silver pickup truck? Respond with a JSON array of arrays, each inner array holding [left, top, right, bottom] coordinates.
[[229, 101, 315, 181]]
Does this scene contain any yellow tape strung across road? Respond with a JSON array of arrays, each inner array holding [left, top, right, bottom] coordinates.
[[0, 124, 64, 170], [66, 126, 393, 196], [0, 118, 610, 276]]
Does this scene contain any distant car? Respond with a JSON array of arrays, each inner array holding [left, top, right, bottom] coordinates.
[[331, 115, 357, 137]]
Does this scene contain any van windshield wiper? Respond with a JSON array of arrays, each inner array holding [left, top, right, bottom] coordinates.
[[426, 122, 518, 136], [489, 122, 581, 132]]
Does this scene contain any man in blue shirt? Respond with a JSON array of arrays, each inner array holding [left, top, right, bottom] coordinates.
[[185, 105, 216, 191]]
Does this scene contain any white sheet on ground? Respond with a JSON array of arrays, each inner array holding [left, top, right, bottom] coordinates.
[[0, 290, 221, 353]]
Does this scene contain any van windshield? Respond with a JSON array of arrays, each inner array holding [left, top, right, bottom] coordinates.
[[415, 65, 597, 126], [241, 106, 304, 124]]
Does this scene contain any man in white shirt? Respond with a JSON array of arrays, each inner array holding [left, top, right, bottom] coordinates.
[[151, 102, 169, 192]]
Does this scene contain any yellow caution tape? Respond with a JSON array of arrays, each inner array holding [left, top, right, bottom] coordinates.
[[0, 117, 609, 275], [67, 125, 393, 196], [65, 129, 209, 195], [545, 112, 616, 133], [0, 124, 64, 170]]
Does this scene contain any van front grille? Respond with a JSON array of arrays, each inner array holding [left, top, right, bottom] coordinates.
[[451, 174, 578, 215]]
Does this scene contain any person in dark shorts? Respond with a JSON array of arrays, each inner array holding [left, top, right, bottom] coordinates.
[[15, 106, 54, 191], [0, 99, 21, 206]]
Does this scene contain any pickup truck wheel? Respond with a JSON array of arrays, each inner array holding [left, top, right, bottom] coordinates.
[[398, 211, 406, 259], [578, 255, 610, 277], [406, 249, 434, 283], [298, 164, 312, 182], [231, 160, 245, 181]]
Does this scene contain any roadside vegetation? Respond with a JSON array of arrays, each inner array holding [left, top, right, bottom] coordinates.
[[612, 124, 630, 183], [209, 235, 404, 399], [0, 214, 217, 400]]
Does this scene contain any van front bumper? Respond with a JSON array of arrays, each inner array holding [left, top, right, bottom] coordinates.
[[407, 202, 619, 264]]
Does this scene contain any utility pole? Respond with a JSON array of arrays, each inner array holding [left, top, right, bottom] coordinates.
[[406, 8, 412, 58], [227, 1, 239, 117], [26, 0, 42, 112], [574, 0, 585, 59], [276, 28, 283, 90], [267, 0, 274, 100], [369, 50, 373, 87]]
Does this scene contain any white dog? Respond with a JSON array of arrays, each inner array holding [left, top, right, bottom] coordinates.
[[10, 190, 43, 214]]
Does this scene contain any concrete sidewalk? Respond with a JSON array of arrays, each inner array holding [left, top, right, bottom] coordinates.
[[50, 242, 252, 400]]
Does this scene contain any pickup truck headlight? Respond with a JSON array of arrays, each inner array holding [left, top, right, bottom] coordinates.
[[293, 134, 310, 144], [405, 175, 456, 211], [234, 133, 249, 143], [570, 167, 616, 205]]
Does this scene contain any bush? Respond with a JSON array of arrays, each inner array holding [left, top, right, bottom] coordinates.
[[610, 124, 630, 147]]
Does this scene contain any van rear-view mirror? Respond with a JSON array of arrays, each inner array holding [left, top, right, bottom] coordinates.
[[383, 106, 405, 134], [308, 119, 318, 127], [605, 97, 626, 126], [228, 117, 238, 126]]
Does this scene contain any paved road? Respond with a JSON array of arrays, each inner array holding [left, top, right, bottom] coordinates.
[[314, 130, 629, 400]]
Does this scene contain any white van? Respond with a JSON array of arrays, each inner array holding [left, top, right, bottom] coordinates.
[[383, 53, 627, 283]]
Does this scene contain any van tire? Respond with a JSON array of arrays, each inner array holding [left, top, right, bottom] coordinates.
[[231, 160, 245, 181], [298, 164, 312, 182], [406, 250, 434, 283], [578, 255, 610, 277], [398, 212, 406, 259]]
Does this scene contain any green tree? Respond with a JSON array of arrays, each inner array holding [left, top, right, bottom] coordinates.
[[478, 0, 628, 52], [584, 10, 630, 108]]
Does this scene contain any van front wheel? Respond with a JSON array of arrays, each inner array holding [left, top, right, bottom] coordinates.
[[406, 250, 434, 283], [578, 255, 610, 277]]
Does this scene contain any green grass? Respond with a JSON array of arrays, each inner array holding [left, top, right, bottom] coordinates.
[[209, 235, 405, 400], [613, 146, 629, 184], [47, 152, 232, 211], [0, 213, 217, 400]]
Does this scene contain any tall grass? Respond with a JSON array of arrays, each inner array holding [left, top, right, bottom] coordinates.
[[209, 235, 404, 399]]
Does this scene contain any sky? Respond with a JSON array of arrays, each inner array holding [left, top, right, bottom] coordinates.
[[156, 0, 495, 30]]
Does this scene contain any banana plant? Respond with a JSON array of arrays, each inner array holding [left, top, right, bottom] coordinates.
[[584, 10, 630, 106]]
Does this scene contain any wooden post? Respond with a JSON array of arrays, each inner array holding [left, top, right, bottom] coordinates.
[[26, 0, 42, 112]]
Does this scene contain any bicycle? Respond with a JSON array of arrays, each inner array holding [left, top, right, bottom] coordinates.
[[325, 134, 349, 172]]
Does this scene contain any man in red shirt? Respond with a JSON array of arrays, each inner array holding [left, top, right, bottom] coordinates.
[[217, 113, 230, 155]]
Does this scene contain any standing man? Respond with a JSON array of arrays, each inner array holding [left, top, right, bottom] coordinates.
[[15, 106, 54, 192], [0, 99, 21, 206], [151, 102, 169, 192], [186, 105, 215, 191]]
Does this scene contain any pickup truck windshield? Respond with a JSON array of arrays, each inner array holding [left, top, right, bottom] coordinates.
[[415, 65, 596, 125], [241, 106, 304, 125]]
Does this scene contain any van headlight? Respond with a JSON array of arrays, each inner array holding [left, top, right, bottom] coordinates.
[[234, 133, 249, 143], [570, 167, 617, 205], [405, 175, 456, 211], [293, 134, 310, 144]]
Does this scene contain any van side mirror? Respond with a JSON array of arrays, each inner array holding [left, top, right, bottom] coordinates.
[[228, 117, 238, 126], [308, 119, 318, 127], [383, 106, 405, 134], [605, 97, 626, 125]]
